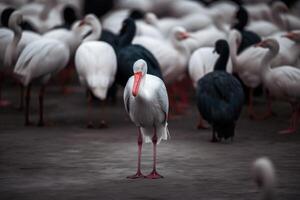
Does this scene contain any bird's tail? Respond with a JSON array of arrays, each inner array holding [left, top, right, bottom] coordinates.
[[252, 157, 276, 200], [140, 123, 170, 144]]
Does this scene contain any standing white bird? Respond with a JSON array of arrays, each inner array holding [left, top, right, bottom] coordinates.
[[75, 15, 117, 128], [14, 38, 70, 126], [123, 59, 169, 179], [255, 38, 300, 134]]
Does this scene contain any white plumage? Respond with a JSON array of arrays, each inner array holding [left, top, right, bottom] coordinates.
[[75, 41, 117, 100], [188, 47, 233, 88], [124, 59, 169, 143]]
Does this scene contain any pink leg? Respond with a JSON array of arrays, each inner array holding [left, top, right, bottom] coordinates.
[[38, 86, 46, 127], [127, 128, 145, 179], [279, 107, 299, 134], [24, 84, 32, 126], [248, 89, 274, 120], [16, 83, 24, 111], [146, 128, 163, 179], [0, 77, 11, 107], [86, 91, 95, 129]]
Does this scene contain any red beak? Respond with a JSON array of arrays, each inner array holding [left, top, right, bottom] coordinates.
[[179, 32, 189, 40], [79, 20, 85, 26], [282, 32, 296, 40], [254, 41, 265, 48], [132, 72, 142, 97]]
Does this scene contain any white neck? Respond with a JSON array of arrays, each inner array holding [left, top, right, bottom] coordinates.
[[83, 18, 102, 42], [228, 32, 239, 73]]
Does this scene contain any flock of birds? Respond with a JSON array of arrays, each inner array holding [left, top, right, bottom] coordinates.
[[0, 0, 298, 187]]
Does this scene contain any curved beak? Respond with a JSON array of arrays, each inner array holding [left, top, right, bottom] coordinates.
[[79, 20, 85, 26], [132, 72, 142, 97], [179, 32, 190, 40], [254, 41, 266, 48], [282, 32, 296, 40]]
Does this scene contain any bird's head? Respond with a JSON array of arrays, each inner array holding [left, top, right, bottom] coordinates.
[[255, 39, 279, 50], [213, 39, 229, 55], [8, 11, 23, 31], [132, 59, 147, 97], [282, 31, 300, 43], [173, 26, 190, 41]]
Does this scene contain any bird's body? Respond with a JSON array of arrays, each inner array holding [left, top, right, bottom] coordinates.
[[14, 38, 69, 85], [75, 41, 117, 100], [14, 37, 69, 126], [197, 71, 244, 141], [133, 27, 191, 84], [124, 74, 169, 143], [196, 40, 244, 142]]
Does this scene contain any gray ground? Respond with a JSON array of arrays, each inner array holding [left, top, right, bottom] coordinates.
[[0, 85, 299, 200]]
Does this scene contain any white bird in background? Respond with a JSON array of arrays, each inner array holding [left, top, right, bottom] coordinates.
[[124, 59, 169, 179], [13, 37, 70, 126], [228, 30, 269, 119], [270, 30, 300, 68], [0, 11, 40, 108], [252, 157, 276, 200], [75, 15, 117, 128], [256, 38, 300, 134], [20, 0, 63, 33], [133, 26, 192, 84]]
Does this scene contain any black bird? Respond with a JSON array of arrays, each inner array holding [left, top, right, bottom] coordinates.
[[115, 18, 163, 87], [233, 6, 261, 54], [196, 40, 244, 142]]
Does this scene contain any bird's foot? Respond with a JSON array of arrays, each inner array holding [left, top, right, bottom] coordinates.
[[62, 87, 73, 95], [197, 121, 210, 130], [210, 138, 219, 143], [15, 105, 24, 111], [126, 171, 145, 179], [86, 122, 96, 129], [0, 99, 11, 107], [98, 120, 108, 129], [145, 170, 163, 179], [278, 128, 296, 135]]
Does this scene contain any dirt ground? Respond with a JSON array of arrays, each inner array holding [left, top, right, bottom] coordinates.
[[0, 85, 299, 200]]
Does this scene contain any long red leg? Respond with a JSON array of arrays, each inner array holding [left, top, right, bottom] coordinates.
[[38, 86, 45, 126], [279, 105, 299, 134], [25, 84, 32, 126], [86, 91, 95, 128], [146, 128, 163, 179], [0, 76, 11, 107], [98, 101, 108, 128], [127, 128, 145, 179], [248, 89, 274, 120], [17, 83, 24, 111]]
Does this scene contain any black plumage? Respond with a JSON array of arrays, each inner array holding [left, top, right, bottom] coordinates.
[[1, 7, 15, 28], [233, 6, 261, 54], [115, 18, 163, 87], [196, 40, 244, 142]]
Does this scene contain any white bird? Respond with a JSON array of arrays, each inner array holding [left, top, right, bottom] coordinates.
[[133, 26, 191, 84], [188, 47, 233, 88], [75, 15, 117, 128], [123, 59, 169, 179], [20, 0, 63, 33], [145, 12, 212, 37], [256, 38, 300, 134], [14, 38, 70, 126], [270, 30, 300, 68], [0, 11, 40, 108], [252, 157, 276, 200], [228, 30, 269, 119]]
